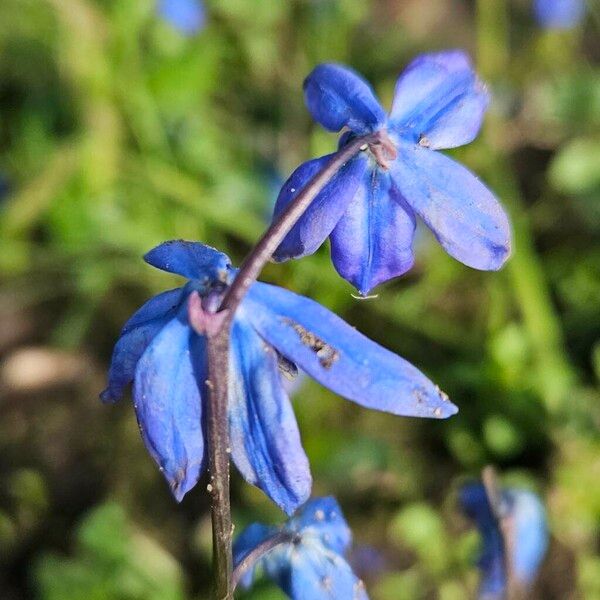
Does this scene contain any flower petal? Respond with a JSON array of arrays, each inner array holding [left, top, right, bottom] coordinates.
[[304, 63, 386, 134], [158, 0, 206, 35], [460, 484, 505, 599], [133, 315, 205, 502], [423, 87, 488, 150], [292, 497, 352, 556], [534, 0, 586, 29], [272, 154, 368, 262], [390, 143, 511, 270], [507, 491, 548, 585], [144, 240, 231, 282], [330, 168, 415, 295], [100, 289, 183, 403], [229, 311, 312, 515], [275, 545, 368, 600], [120, 288, 183, 334], [389, 50, 488, 149], [244, 283, 457, 419]]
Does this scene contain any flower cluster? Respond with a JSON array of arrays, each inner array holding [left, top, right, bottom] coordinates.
[[101, 47, 528, 598]]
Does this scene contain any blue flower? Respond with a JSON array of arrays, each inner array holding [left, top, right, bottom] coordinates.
[[0, 174, 9, 201], [534, 0, 586, 29], [460, 483, 548, 599], [101, 240, 457, 513], [158, 0, 206, 35], [272, 51, 511, 295], [234, 496, 369, 599]]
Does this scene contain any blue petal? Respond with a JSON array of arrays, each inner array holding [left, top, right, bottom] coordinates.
[[534, 0, 586, 28], [229, 310, 312, 515], [120, 288, 183, 334], [459, 484, 505, 599], [329, 167, 415, 295], [100, 289, 183, 403], [244, 283, 457, 419], [144, 240, 231, 282], [272, 154, 368, 262], [234, 497, 368, 598], [273, 545, 369, 600], [389, 50, 488, 149], [507, 490, 548, 585], [133, 314, 206, 501], [390, 143, 511, 271], [158, 0, 206, 35], [423, 88, 488, 150], [233, 523, 276, 589], [304, 64, 386, 134], [291, 497, 352, 556]]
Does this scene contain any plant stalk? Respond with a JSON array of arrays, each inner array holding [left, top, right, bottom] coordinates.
[[220, 133, 373, 317], [205, 132, 373, 599], [206, 330, 233, 600], [231, 531, 294, 591]]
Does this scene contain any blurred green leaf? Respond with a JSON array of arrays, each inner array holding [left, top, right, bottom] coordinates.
[[35, 503, 185, 600], [550, 138, 600, 195]]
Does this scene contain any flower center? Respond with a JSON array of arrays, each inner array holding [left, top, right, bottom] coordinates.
[[367, 130, 397, 170]]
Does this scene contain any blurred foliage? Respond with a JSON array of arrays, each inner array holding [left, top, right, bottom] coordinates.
[[0, 0, 598, 598], [35, 503, 185, 600]]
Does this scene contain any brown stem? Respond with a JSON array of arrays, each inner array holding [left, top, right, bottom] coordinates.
[[206, 330, 233, 600], [232, 531, 294, 591], [219, 133, 373, 318], [204, 132, 372, 599]]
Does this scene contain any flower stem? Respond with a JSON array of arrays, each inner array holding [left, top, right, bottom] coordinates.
[[231, 531, 294, 591], [220, 133, 373, 317], [206, 330, 234, 600], [204, 132, 372, 600]]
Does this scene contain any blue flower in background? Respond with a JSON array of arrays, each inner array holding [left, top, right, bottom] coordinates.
[[460, 483, 548, 599], [102, 240, 456, 512], [0, 175, 9, 202], [158, 0, 206, 35], [272, 51, 511, 295], [534, 0, 586, 29], [234, 496, 369, 599]]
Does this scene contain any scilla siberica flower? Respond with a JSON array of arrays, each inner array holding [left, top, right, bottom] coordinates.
[[158, 0, 205, 35], [234, 497, 368, 599], [101, 240, 456, 514], [272, 51, 511, 295], [533, 0, 586, 29], [460, 483, 548, 599]]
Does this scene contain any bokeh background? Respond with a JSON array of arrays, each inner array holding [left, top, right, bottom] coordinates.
[[0, 0, 598, 598]]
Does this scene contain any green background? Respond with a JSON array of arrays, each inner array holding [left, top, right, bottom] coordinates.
[[0, 0, 599, 598]]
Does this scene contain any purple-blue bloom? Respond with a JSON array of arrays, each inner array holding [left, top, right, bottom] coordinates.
[[533, 0, 586, 29], [0, 174, 9, 202], [272, 51, 511, 295], [234, 496, 369, 599], [460, 483, 548, 599], [101, 240, 456, 513], [158, 0, 206, 35]]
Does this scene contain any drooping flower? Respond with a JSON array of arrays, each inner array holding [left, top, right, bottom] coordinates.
[[234, 496, 369, 599], [272, 51, 511, 295], [101, 240, 457, 513], [158, 0, 206, 35], [460, 483, 548, 599], [533, 0, 586, 29]]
